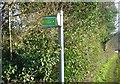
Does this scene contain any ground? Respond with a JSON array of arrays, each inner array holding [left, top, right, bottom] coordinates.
[[93, 53, 120, 83]]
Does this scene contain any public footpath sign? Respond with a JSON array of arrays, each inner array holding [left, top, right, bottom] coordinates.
[[40, 10, 64, 82], [40, 16, 57, 28]]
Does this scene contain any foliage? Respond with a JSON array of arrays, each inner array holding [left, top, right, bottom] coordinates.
[[93, 54, 119, 82], [115, 59, 120, 83], [2, 2, 117, 83]]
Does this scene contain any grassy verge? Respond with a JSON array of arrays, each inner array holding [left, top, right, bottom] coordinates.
[[115, 57, 120, 83], [93, 53, 119, 82]]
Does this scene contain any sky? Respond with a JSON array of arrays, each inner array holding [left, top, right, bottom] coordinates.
[[115, 0, 120, 2], [112, 0, 120, 34]]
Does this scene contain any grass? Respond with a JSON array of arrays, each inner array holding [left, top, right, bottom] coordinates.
[[93, 53, 119, 82], [115, 57, 120, 83]]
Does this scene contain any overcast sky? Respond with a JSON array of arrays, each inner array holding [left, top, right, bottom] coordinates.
[[111, 0, 119, 34], [115, 0, 120, 2]]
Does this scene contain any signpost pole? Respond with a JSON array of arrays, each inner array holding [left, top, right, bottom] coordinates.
[[58, 10, 64, 83], [40, 9, 64, 82]]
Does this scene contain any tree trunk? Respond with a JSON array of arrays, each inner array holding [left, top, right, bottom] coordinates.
[[8, 6, 12, 60], [0, 5, 2, 83]]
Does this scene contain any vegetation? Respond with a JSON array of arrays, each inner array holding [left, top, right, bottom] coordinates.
[[1, 2, 119, 83], [93, 53, 119, 82]]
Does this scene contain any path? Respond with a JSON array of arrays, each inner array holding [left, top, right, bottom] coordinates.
[[93, 53, 119, 83]]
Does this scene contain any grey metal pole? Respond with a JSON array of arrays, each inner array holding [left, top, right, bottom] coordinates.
[[58, 10, 64, 82]]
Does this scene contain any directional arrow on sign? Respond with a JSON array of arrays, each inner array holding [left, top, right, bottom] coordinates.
[[40, 16, 57, 28]]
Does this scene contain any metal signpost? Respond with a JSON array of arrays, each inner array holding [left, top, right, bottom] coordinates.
[[57, 10, 64, 83], [40, 10, 64, 82]]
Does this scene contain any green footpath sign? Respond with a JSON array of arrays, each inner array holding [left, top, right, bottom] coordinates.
[[40, 16, 57, 28]]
